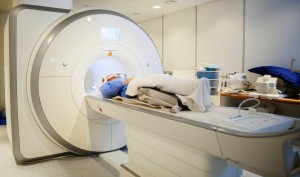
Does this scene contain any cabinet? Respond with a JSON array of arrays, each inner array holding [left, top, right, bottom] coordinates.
[[220, 92, 300, 118], [197, 71, 219, 95]]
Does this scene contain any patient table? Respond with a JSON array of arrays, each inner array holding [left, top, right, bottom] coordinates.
[[86, 95, 300, 177]]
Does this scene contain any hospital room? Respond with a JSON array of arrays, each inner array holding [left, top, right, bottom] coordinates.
[[0, 0, 300, 176]]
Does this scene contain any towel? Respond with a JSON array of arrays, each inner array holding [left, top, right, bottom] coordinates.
[[126, 74, 212, 112]]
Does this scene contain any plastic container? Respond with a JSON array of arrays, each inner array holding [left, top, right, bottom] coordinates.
[[205, 67, 219, 71], [210, 88, 218, 95], [199, 63, 220, 71], [209, 80, 219, 88], [196, 71, 219, 79]]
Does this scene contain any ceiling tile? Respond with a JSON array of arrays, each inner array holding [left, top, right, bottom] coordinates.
[[73, 0, 214, 22]]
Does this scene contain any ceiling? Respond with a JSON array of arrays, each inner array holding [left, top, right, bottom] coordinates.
[[0, 0, 213, 22], [73, 0, 213, 22]]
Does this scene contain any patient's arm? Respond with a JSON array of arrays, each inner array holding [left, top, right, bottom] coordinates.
[[100, 80, 124, 98], [123, 78, 133, 86]]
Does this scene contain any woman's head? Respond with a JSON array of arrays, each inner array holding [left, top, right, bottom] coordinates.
[[107, 75, 120, 82], [102, 73, 127, 83]]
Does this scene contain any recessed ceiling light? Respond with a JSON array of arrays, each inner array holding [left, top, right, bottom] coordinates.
[[163, 0, 179, 4], [153, 5, 161, 9]]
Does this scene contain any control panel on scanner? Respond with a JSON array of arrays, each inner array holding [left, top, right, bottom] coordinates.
[[174, 106, 295, 134], [218, 113, 295, 133]]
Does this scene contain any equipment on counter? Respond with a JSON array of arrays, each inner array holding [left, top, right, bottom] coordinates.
[[229, 73, 247, 90], [256, 75, 278, 94]]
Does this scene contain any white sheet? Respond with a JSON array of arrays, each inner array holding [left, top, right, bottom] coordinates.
[[126, 74, 212, 112]]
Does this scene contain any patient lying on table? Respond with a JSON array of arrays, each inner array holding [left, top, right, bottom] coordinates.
[[100, 75, 133, 98], [100, 73, 212, 113]]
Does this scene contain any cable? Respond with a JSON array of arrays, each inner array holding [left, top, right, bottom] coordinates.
[[237, 98, 260, 117]]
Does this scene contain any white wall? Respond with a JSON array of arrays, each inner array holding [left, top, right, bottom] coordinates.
[[197, 0, 243, 72], [0, 13, 8, 110], [141, 0, 243, 73], [163, 7, 196, 71], [141, 0, 300, 81], [245, 0, 300, 82]]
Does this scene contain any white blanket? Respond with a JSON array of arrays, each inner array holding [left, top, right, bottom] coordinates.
[[126, 74, 212, 112]]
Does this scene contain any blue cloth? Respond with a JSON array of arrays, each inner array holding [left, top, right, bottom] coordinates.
[[100, 78, 129, 98], [0, 109, 6, 125], [248, 66, 300, 87]]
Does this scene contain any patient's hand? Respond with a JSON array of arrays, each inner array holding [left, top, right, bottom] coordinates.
[[123, 78, 133, 85]]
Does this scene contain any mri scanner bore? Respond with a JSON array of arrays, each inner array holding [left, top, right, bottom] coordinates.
[[99, 74, 133, 99]]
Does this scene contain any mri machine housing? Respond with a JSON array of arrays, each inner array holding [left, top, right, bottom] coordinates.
[[5, 3, 162, 163]]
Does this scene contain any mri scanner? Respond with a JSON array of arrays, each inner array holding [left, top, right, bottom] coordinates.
[[4, 1, 300, 177], [5, 1, 161, 162]]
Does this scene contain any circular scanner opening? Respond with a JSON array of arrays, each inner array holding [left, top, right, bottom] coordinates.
[[71, 43, 144, 122], [84, 56, 130, 95]]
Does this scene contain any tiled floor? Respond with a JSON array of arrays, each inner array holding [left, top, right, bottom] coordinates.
[[0, 125, 261, 177], [0, 125, 119, 177]]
